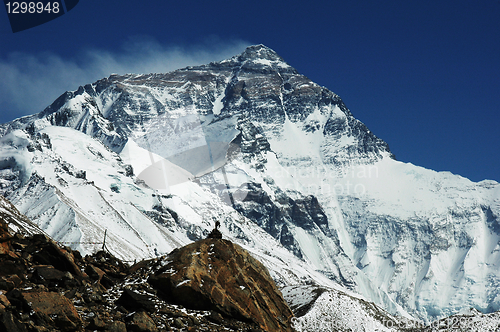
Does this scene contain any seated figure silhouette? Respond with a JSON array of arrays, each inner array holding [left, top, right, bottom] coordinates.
[[207, 220, 222, 239]]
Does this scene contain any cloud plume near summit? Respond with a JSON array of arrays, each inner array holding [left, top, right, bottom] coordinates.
[[0, 38, 249, 123]]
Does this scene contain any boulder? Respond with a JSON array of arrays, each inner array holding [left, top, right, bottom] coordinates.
[[0, 294, 10, 307], [0, 260, 26, 279], [105, 321, 127, 332], [85, 263, 106, 281], [116, 289, 156, 313], [33, 265, 68, 281], [149, 238, 294, 332], [84, 250, 128, 279], [0, 216, 12, 255], [127, 311, 157, 332], [21, 291, 82, 331], [87, 315, 106, 330], [31, 239, 83, 278]]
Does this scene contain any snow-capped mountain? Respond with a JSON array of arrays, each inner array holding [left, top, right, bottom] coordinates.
[[1, 44, 499, 323]]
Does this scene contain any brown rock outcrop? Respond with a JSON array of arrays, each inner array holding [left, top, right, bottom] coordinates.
[[21, 291, 82, 331], [30, 234, 84, 278], [149, 238, 295, 332], [0, 210, 13, 256], [127, 311, 158, 332]]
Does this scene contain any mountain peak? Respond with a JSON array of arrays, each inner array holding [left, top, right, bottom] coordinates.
[[238, 44, 286, 63]]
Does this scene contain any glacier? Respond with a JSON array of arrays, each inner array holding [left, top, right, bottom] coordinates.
[[0, 44, 499, 324]]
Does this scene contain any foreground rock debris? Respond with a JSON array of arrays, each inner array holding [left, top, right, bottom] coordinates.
[[0, 206, 295, 331]]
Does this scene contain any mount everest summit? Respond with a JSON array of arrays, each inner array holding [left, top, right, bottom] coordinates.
[[0, 44, 499, 326]]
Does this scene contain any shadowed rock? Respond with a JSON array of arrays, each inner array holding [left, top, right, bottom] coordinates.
[[21, 291, 82, 331], [0, 214, 12, 256], [116, 289, 156, 313], [126, 311, 158, 332]]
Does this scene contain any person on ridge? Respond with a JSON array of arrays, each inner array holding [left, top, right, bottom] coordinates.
[[207, 219, 222, 239]]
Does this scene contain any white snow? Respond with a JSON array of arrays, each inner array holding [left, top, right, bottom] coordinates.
[[176, 279, 191, 287], [284, 285, 407, 332], [212, 89, 225, 115]]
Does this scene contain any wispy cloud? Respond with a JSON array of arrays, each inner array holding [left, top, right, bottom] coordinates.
[[0, 37, 250, 123]]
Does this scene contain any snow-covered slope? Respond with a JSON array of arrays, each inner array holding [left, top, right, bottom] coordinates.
[[0, 45, 499, 323], [283, 285, 417, 331], [0, 194, 45, 236]]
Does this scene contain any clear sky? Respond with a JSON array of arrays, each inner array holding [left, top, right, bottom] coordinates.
[[1, 0, 498, 182]]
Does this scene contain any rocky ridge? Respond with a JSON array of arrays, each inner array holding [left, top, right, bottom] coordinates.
[[0, 195, 294, 332]]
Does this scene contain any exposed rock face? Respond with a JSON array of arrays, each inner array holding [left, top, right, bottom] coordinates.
[[149, 238, 295, 332], [0, 210, 11, 256], [126, 311, 158, 332], [20, 291, 82, 330], [116, 288, 156, 313]]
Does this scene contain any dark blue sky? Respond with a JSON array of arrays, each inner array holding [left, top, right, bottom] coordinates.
[[1, 0, 499, 182]]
